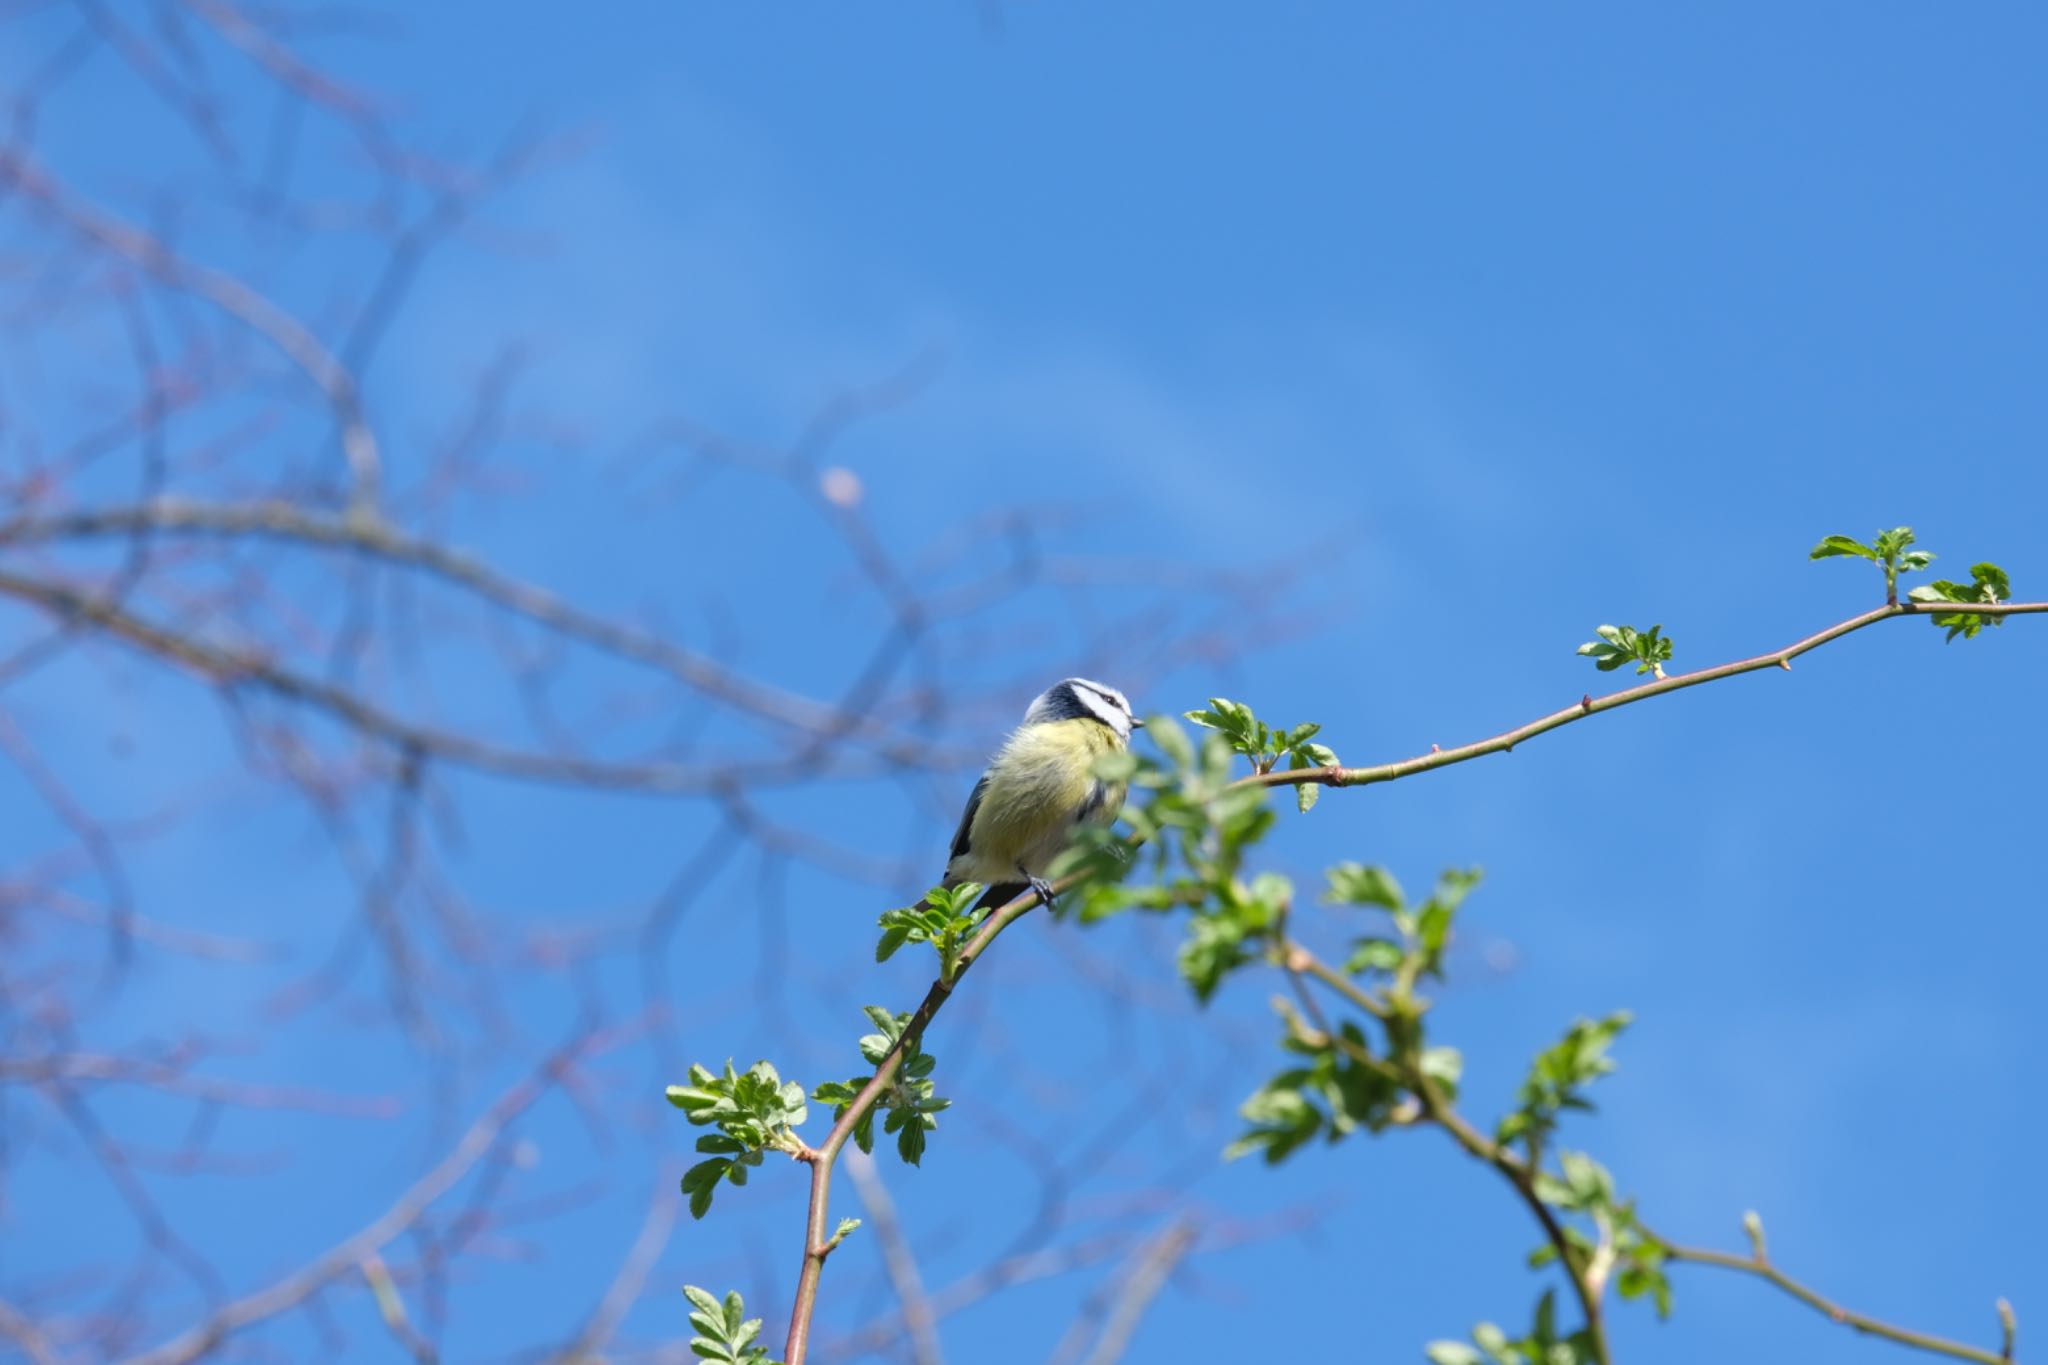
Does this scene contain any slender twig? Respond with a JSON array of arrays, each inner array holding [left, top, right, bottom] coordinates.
[[0, 1051, 397, 1117], [1249, 601, 2048, 795], [0, 146, 385, 513], [548, 1167, 682, 1364], [777, 598, 2047, 1361], [0, 569, 868, 795], [782, 880, 1052, 1364], [0, 498, 957, 763], [1283, 942, 1609, 1364], [1645, 1226, 2019, 1365], [0, 1298, 63, 1365], [1075, 1219, 1198, 1365], [843, 1148, 943, 1365], [115, 1028, 621, 1365], [359, 1253, 437, 1364]]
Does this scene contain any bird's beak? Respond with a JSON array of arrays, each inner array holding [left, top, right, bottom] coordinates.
[[1130, 716, 1146, 729]]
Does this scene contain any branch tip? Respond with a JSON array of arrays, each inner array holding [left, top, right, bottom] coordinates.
[[1741, 1209, 1768, 1262]]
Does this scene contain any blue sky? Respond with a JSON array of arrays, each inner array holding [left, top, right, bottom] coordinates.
[[3, 4, 2045, 1363]]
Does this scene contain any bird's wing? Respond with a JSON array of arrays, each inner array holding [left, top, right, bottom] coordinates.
[[947, 771, 992, 864]]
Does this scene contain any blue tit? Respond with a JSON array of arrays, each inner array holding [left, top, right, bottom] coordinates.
[[941, 677, 1142, 910]]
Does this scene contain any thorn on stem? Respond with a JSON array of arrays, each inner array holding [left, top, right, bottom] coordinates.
[[1580, 694, 1592, 712], [1430, 743, 1441, 753], [1997, 1297, 2017, 1361], [1779, 657, 1792, 671]]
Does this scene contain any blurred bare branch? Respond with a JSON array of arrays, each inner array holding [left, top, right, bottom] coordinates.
[[844, 1148, 944, 1365], [0, 7, 1296, 1362]]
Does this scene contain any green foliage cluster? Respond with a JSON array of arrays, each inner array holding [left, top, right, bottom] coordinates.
[[812, 1007, 949, 1165], [1061, 719, 1285, 998], [1079, 694, 1679, 1359], [667, 1061, 810, 1218], [1574, 624, 1673, 677], [667, 1007, 951, 1221], [875, 880, 987, 981], [668, 522, 2026, 1365], [1812, 525, 2012, 635], [1185, 696, 1340, 809], [1810, 525, 1935, 603], [1909, 562, 2012, 641], [683, 1285, 777, 1364], [1566, 528, 2013, 690], [1425, 1290, 1594, 1365]]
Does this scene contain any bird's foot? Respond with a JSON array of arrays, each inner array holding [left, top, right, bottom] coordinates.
[[1026, 874, 1057, 908]]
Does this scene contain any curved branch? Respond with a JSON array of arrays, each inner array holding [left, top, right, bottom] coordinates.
[[0, 147, 384, 513], [776, 598, 2048, 1362], [1285, 943, 1609, 1364], [0, 568, 873, 794], [116, 1027, 625, 1365], [1648, 1229, 2017, 1365], [0, 498, 959, 765], [783, 881, 1051, 1364], [1249, 601, 2048, 794]]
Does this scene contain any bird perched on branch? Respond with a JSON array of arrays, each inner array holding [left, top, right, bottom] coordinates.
[[941, 678, 1141, 911]]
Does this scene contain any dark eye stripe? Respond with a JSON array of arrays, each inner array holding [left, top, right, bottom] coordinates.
[[1072, 680, 1129, 712]]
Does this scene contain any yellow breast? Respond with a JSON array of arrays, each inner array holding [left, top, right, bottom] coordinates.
[[960, 718, 1127, 878]]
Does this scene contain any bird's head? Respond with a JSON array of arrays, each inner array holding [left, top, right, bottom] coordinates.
[[1022, 677, 1142, 742]]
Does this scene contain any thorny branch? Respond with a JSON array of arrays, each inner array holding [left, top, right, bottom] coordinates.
[[776, 597, 2044, 1363], [1647, 1227, 2019, 1365], [1251, 601, 2048, 796]]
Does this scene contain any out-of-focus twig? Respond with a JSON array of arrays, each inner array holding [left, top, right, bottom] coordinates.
[[0, 1297, 64, 1365], [547, 1166, 683, 1365], [1645, 1222, 2020, 1365], [115, 1027, 623, 1365], [1049, 1218, 1197, 1365], [844, 1148, 943, 1365]]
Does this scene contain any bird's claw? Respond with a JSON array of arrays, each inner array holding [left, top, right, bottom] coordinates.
[[1027, 875, 1057, 907]]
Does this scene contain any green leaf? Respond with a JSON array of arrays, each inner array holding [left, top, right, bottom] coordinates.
[[1177, 912, 1252, 1002], [1809, 534, 1874, 561], [897, 1114, 930, 1165], [1345, 937, 1404, 975], [1416, 901, 1452, 961], [1498, 1011, 1632, 1149], [682, 1285, 775, 1365], [1425, 1344, 1486, 1365], [1093, 749, 1140, 782], [1908, 561, 2012, 640], [1420, 1045, 1463, 1096], [681, 1158, 729, 1219], [875, 925, 911, 962], [1326, 862, 1404, 910], [1576, 623, 1673, 677], [1149, 715, 1195, 770]]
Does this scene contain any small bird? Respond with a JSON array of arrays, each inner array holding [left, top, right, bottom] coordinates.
[[941, 678, 1142, 910]]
